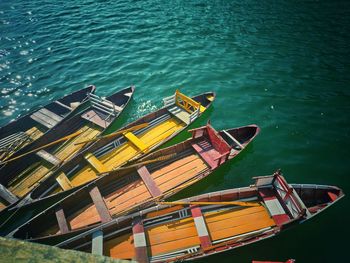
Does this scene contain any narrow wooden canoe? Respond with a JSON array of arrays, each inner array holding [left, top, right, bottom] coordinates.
[[0, 86, 135, 211], [21, 90, 216, 204], [8, 123, 259, 242], [0, 85, 95, 164], [51, 171, 343, 263]]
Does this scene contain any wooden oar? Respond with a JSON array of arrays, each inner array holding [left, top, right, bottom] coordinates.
[[157, 201, 260, 207], [1, 130, 83, 164], [74, 122, 149, 145]]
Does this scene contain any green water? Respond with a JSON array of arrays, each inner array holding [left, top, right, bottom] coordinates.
[[1, 0, 349, 262]]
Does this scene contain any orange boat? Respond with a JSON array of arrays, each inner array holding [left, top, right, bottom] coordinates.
[[8, 123, 259, 242], [52, 171, 342, 263]]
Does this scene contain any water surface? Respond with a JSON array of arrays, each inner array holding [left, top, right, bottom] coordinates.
[[0, 1, 349, 262]]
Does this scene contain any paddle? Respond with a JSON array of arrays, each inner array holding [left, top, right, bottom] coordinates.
[[157, 201, 260, 207], [74, 122, 149, 145], [0, 130, 83, 164]]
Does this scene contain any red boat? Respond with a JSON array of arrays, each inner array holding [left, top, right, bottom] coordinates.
[[51, 171, 343, 262]]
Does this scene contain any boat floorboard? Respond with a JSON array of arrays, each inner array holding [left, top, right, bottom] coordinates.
[[8, 124, 100, 198], [104, 204, 275, 260], [66, 153, 207, 232], [65, 117, 185, 190]]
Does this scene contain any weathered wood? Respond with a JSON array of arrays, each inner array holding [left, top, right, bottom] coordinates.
[[190, 205, 212, 249], [84, 153, 107, 173], [191, 140, 221, 169], [137, 166, 162, 197], [168, 105, 191, 124], [38, 108, 63, 123], [89, 186, 112, 223], [55, 206, 70, 234], [36, 150, 61, 166], [56, 172, 73, 191], [91, 230, 104, 255], [223, 130, 244, 149], [55, 100, 72, 110], [132, 216, 149, 263], [81, 110, 110, 129], [124, 132, 148, 152], [30, 108, 63, 129], [0, 183, 18, 204]]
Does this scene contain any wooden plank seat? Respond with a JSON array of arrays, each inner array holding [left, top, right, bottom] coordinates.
[[0, 183, 18, 204], [91, 230, 104, 255], [30, 108, 63, 129], [190, 205, 212, 249], [36, 149, 61, 166], [55, 100, 73, 110], [137, 166, 162, 197], [56, 172, 73, 191], [167, 105, 191, 124], [258, 187, 290, 226], [81, 109, 112, 129], [191, 140, 222, 169], [94, 113, 171, 158], [55, 206, 70, 234], [88, 93, 122, 116], [89, 186, 112, 223], [84, 153, 108, 173], [132, 216, 149, 263], [123, 132, 148, 153]]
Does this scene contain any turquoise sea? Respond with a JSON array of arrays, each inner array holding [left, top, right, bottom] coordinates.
[[0, 0, 349, 262]]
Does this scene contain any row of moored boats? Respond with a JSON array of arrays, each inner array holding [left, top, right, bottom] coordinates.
[[0, 86, 344, 262]]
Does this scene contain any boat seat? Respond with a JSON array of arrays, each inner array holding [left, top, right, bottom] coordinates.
[[55, 206, 70, 234], [81, 109, 112, 129], [137, 165, 162, 197], [55, 100, 73, 111], [191, 140, 224, 169], [88, 93, 120, 116], [123, 132, 148, 153], [0, 183, 18, 204], [36, 150, 61, 166], [30, 108, 63, 129], [91, 230, 104, 255], [56, 172, 73, 191], [132, 216, 149, 263], [190, 205, 212, 249], [89, 186, 112, 223], [84, 153, 108, 174], [259, 187, 290, 226], [222, 130, 244, 149], [167, 105, 191, 124]]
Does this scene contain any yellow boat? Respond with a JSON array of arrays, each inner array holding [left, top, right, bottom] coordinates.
[[26, 90, 215, 204]]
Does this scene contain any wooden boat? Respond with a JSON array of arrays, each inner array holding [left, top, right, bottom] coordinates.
[[0, 86, 135, 211], [49, 171, 342, 262], [0, 85, 95, 163], [253, 260, 295, 263], [19, 90, 216, 204], [8, 123, 260, 242]]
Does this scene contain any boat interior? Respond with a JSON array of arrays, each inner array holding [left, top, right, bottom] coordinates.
[[0, 87, 133, 209], [12, 123, 260, 243], [56, 172, 343, 262], [30, 92, 215, 200], [0, 86, 94, 164]]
